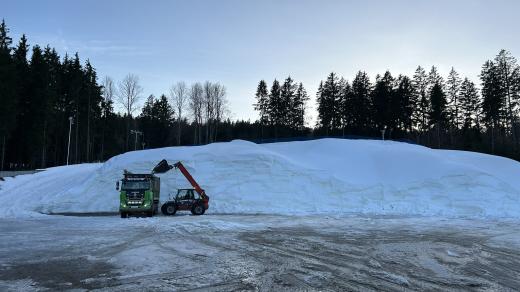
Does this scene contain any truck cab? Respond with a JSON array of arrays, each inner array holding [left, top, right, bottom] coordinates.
[[118, 172, 160, 218]]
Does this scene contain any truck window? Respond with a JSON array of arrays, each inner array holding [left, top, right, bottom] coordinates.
[[121, 180, 150, 190]]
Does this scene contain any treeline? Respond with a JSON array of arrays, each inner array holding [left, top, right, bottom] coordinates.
[[2, 18, 520, 170], [254, 49, 520, 160], [0, 20, 238, 170], [254, 77, 310, 137], [0, 20, 106, 170]]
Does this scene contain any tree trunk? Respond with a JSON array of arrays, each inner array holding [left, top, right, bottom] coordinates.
[[491, 123, 495, 154], [41, 121, 47, 169], [75, 111, 79, 164], [1, 135, 5, 171], [86, 93, 91, 162], [437, 124, 441, 148], [100, 116, 106, 161], [177, 118, 181, 146]]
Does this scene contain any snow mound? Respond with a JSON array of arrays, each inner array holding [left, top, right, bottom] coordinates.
[[1, 139, 520, 218]]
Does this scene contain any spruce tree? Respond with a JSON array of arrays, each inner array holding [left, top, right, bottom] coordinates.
[[394, 75, 414, 133], [339, 79, 353, 134], [371, 71, 394, 132], [428, 66, 444, 91], [446, 67, 461, 129], [0, 19, 15, 170], [254, 80, 269, 131], [268, 79, 282, 134], [325, 72, 342, 131], [494, 49, 520, 147], [429, 82, 447, 147], [459, 78, 481, 129], [351, 71, 372, 134], [293, 82, 309, 130], [280, 76, 296, 127], [412, 66, 430, 135], [316, 81, 329, 130], [481, 60, 504, 153]]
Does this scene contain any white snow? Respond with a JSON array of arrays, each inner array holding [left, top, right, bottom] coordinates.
[[1, 138, 520, 218]]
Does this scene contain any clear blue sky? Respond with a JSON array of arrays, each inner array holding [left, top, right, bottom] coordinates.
[[3, 0, 520, 122]]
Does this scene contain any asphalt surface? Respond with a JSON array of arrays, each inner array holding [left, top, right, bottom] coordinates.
[[0, 214, 519, 291]]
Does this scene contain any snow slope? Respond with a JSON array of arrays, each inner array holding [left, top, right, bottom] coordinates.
[[1, 139, 520, 218]]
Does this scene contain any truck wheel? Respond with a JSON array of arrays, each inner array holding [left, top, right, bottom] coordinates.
[[161, 203, 176, 216], [191, 204, 205, 216], [120, 212, 128, 218]]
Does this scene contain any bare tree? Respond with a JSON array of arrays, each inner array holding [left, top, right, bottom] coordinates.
[[170, 81, 188, 146], [117, 73, 143, 116], [102, 76, 115, 109], [203, 81, 217, 143], [117, 73, 143, 150], [212, 83, 228, 141], [189, 82, 204, 144]]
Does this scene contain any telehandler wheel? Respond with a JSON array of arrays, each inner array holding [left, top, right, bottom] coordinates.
[[191, 204, 205, 216], [120, 212, 128, 218], [161, 203, 177, 216]]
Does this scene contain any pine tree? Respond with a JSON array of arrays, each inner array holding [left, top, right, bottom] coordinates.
[[494, 49, 520, 147], [481, 60, 504, 153], [371, 71, 394, 132], [459, 78, 481, 129], [268, 79, 282, 135], [429, 82, 447, 147], [394, 75, 414, 133], [316, 81, 329, 130], [293, 82, 309, 130], [280, 76, 296, 127], [321, 72, 341, 131], [254, 80, 269, 134], [351, 71, 372, 133], [446, 67, 461, 129], [412, 66, 430, 134], [339, 79, 353, 134], [428, 66, 444, 91], [10, 35, 30, 167], [0, 19, 15, 170]]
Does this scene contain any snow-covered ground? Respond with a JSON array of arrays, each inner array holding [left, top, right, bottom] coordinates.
[[1, 215, 519, 291], [1, 138, 520, 218]]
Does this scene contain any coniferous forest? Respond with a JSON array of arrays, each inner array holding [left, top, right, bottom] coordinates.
[[1, 20, 520, 170]]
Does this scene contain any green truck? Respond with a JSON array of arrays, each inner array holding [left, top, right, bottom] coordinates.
[[117, 172, 160, 218], [117, 160, 172, 218]]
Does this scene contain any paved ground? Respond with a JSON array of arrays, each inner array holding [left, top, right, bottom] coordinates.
[[0, 214, 519, 291]]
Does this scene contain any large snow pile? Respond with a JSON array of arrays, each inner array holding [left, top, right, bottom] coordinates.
[[1, 139, 520, 218]]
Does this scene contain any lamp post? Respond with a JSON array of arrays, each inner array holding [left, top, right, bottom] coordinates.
[[130, 130, 143, 151], [67, 117, 74, 165]]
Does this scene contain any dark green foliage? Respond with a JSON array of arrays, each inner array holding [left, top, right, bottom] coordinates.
[[429, 83, 447, 126], [138, 94, 175, 148], [254, 80, 269, 125], [371, 71, 395, 131], [350, 71, 372, 134]]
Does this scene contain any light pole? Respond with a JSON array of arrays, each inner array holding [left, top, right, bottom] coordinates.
[[130, 130, 143, 151], [67, 116, 74, 165]]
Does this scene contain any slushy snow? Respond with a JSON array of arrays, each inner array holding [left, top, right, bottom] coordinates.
[[1, 139, 520, 218]]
